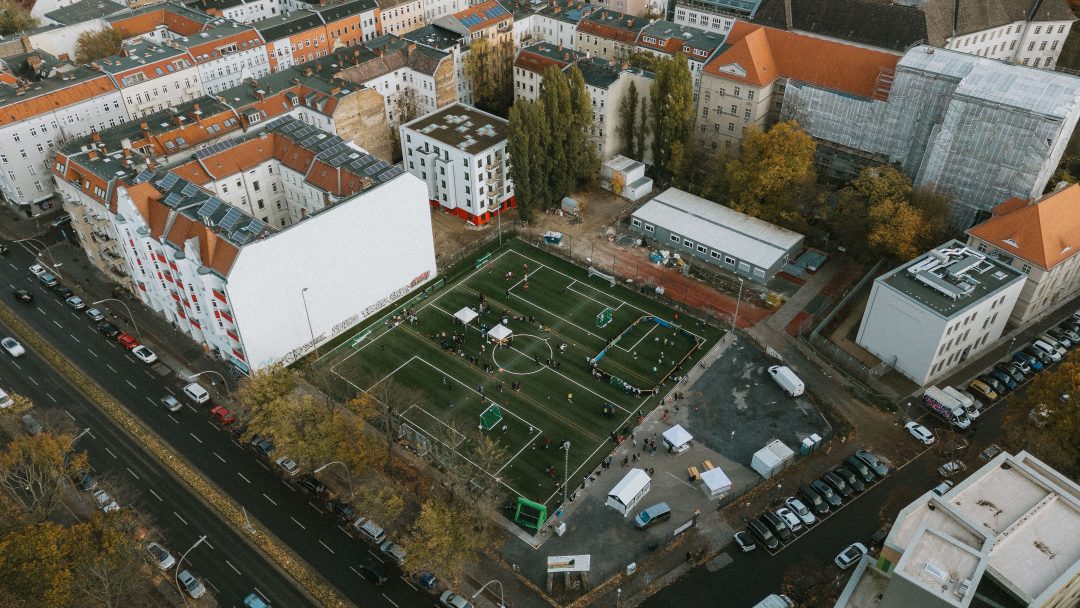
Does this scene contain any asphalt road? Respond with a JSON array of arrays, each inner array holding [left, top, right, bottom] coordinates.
[[0, 316, 313, 608], [0, 243, 438, 607]]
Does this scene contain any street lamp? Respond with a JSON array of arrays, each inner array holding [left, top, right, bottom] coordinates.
[[188, 370, 230, 393], [16, 237, 60, 269], [313, 461, 354, 498], [69, 427, 91, 447], [301, 287, 317, 357], [470, 579, 506, 608], [562, 440, 571, 504], [731, 278, 744, 336], [91, 298, 139, 338], [174, 535, 207, 608]]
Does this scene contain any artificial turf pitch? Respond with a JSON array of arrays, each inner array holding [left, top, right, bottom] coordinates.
[[313, 240, 723, 513]]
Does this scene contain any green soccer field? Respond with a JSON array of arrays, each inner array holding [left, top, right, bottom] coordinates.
[[311, 240, 723, 516]]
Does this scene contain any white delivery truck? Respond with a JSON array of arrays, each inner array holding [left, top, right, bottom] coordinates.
[[768, 365, 805, 397], [942, 386, 979, 419], [922, 386, 971, 429]]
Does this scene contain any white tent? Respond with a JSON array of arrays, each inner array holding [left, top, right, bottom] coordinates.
[[662, 424, 693, 454], [700, 467, 732, 497], [487, 324, 512, 344], [454, 307, 478, 325], [606, 468, 651, 516]]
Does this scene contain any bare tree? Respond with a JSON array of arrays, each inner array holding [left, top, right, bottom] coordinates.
[[71, 511, 154, 608], [363, 376, 424, 473], [0, 432, 87, 522]]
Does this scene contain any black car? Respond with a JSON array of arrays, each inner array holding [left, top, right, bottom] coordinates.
[[798, 485, 829, 515], [979, 373, 1007, 394], [844, 456, 875, 484], [760, 511, 792, 542], [822, 471, 853, 498], [297, 475, 326, 495], [97, 321, 120, 338], [12, 289, 32, 303], [811, 479, 842, 508], [733, 530, 756, 553], [855, 450, 890, 479], [1024, 346, 1054, 366], [747, 518, 778, 550], [328, 498, 356, 522], [250, 435, 275, 457], [993, 362, 1025, 384], [355, 563, 388, 586], [52, 284, 73, 299], [832, 467, 865, 493]]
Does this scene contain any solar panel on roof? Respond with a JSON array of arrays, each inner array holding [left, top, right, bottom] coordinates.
[[197, 198, 223, 219], [244, 219, 263, 233], [157, 173, 180, 190], [181, 183, 200, 197], [135, 170, 155, 183], [219, 207, 246, 232], [163, 192, 184, 207]]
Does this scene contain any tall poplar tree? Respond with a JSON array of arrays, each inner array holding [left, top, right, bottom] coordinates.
[[617, 80, 639, 158], [566, 66, 598, 186], [635, 97, 650, 161], [507, 100, 549, 220], [650, 54, 694, 185], [540, 65, 573, 200]]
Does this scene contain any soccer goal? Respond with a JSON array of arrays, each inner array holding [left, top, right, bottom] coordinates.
[[587, 266, 616, 287], [479, 404, 503, 430], [398, 422, 432, 457]]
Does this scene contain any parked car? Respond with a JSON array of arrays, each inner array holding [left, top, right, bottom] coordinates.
[[356, 563, 388, 586], [1024, 345, 1055, 366], [733, 530, 756, 553], [116, 333, 139, 350], [328, 498, 356, 522], [93, 490, 119, 513], [938, 460, 967, 478], [760, 511, 792, 541], [747, 518, 779, 550], [775, 507, 804, 533], [986, 369, 1017, 391], [12, 289, 32, 303], [250, 435, 275, 457], [832, 467, 865, 493], [1057, 324, 1080, 343], [822, 471, 853, 498], [379, 539, 407, 564], [994, 362, 1026, 384], [798, 485, 830, 515], [352, 517, 386, 544], [160, 395, 182, 412], [72, 469, 97, 492], [85, 307, 105, 322], [1046, 329, 1073, 349], [29, 264, 46, 276], [416, 571, 438, 591], [182, 382, 210, 404], [97, 321, 120, 338], [132, 345, 157, 363], [38, 272, 58, 287], [811, 479, 842, 508], [439, 591, 474, 608], [2, 337, 25, 357], [146, 542, 176, 570], [21, 413, 43, 435], [904, 421, 935, 445], [932, 480, 954, 497], [834, 543, 868, 570], [968, 379, 998, 402], [210, 405, 235, 425], [65, 295, 85, 310], [844, 456, 875, 484], [1012, 351, 1038, 373], [177, 570, 206, 599], [52, 285, 73, 299], [274, 456, 300, 477], [0, 388, 9, 409], [855, 450, 890, 479], [785, 497, 816, 525], [297, 475, 326, 495], [1032, 339, 1063, 362]]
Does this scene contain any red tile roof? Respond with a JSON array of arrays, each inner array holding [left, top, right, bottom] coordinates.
[[966, 184, 1080, 271]]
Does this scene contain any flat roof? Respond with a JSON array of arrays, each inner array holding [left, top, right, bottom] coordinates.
[[879, 240, 1024, 319], [44, 0, 124, 24], [896, 528, 983, 606], [632, 187, 803, 270], [402, 103, 507, 155]]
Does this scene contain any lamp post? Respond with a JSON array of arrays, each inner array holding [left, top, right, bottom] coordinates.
[[470, 579, 506, 608], [16, 237, 60, 269], [563, 440, 571, 504], [313, 461, 354, 498], [69, 427, 91, 447], [188, 370, 230, 393], [174, 535, 207, 608], [732, 278, 744, 336], [91, 298, 139, 338], [301, 287, 317, 357]]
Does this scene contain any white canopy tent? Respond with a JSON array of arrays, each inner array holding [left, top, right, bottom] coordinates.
[[662, 424, 694, 454], [454, 307, 478, 325], [487, 324, 513, 344], [606, 468, 651, 516], [700, 467, 732, 497]]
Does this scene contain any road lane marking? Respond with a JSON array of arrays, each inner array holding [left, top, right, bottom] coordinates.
[[308, 501, 322, 513], [146, 397, 156, 407], [319, 540, 335, 554], [256, 461, 270, 471], [402, 577, 417, 591], [9, 361, 20, 370], [189, 433, 202, 443], [290, 516, 306, 530], [125, 380, 136, 389], [124, 355, 135, 364], [165, 387, 175, 395], [36, 306, 45, 315], [237, 472, 250, 484], [213, 452, 226, 463], [280, 479, 295, 491], [71, 335, 79, 343], [126, 468, 139, 480], [144, 370, 154, 378], [87, 430, 96, 439], [337, 525, 354, 539], [46, 392, 56, 403], [263, 493, 277, 505], [382, 593, 398, 607], [167, 414, 179, 424], [185, 404, 196, 413], [204, 579, 219, 594], [349, 566, 362, 577], [87, 348, 98, 358], [52, 320, 61, 328], [369, 550, 384, 563], [26, 375, 37, 386], [106, 363, 117, 373], [204, 539, 214, 550], [64, 410, 76, 420], [225, 560, 241, 576], [174, 512, 188, 525], [148, 488, 163, 502], [104, 447, 117, 459]]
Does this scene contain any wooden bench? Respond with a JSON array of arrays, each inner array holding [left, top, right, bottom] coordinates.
[[702, 460, 715, 471], [687, 466, 700, 482]]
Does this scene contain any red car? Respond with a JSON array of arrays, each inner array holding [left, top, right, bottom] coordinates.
[[210, 405, 236, 425], [117, 333, 140, 350]]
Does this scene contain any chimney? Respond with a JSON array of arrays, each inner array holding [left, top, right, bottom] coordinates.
[[123, 148, 132, 158], [626, 18, 632, 27], [91, 132, 102, 143], [121, 138, 132, 150], [784, 0, 792, 30], [303, 67, 313, 76], [256, 91, 264, 100]]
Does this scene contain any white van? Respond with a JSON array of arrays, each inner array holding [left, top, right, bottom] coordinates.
[[1038, 335, 1067, 357], [767, 365, 805, 397], [1033, 340, 1063, 362], [182, 382, 210, 404], [942, 386, 979, 419]]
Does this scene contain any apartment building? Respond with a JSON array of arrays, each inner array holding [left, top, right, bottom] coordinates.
[[575, 9, 649, 60], [421, 0, 469, 24], [672, 0, 758, 35], [434, 0, 514, 47], [966, 184, 1080, 327], [636, 20, 725, 93], [257, 11, 328, 70], [192, 0, 290, 23], [518, 0, 594, 48], [856, 241, 1024, 386], [98, 39, 204, 119], [378, 0, 426, 36], [400, 103, 513, 224], [513, 42, 584, 101], [403, 24, 472, 104], [835, 451, 1080, 608], [185, 20, 272, 94]]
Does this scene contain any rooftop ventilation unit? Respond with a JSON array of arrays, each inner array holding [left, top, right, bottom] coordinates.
[[923, 562, 947, 581]]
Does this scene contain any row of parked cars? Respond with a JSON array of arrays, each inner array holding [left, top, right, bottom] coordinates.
[[968, 317, 1080, 401], [734, 449, 890, 553]]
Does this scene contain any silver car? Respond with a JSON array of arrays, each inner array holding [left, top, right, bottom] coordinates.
[[146, 542, 176, 570], [177, 570, 206, 599], [784, 497, 816, 526], [161, 395, 182, 412], [379, 539, 407, 564]]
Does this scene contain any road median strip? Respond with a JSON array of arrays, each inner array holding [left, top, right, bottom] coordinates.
[[0, 302, 349, 608]]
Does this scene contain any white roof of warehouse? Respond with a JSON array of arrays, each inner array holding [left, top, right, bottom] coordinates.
[[633, 188, 803, 270]]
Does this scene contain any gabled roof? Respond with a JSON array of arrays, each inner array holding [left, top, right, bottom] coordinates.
[[108, 4, 215, 38], [514, 43, 584, 75], [702, 21, 900, 99], [44, 0, 125, 25], [451, 0, 512, 32], [638, 20, 726, 60], [0, 67, 118, 127], [966, 184, 1080, 271], [578, 9, 648, 44]]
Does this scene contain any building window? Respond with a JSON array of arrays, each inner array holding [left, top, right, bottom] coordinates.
[[669, 234, 680, 244], [644, 224, 654, 233], [696, 244, 707, 254], [631, 218, 641, 227], [724, 255, 735, 265], [683, 238, 693, 248]]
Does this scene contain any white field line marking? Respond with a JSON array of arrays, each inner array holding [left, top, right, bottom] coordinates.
[[126, 380, 137, 389], [104, 447, 117, 459], [46, 392, 57, 403], [505, 343, 633, 415], [87, 348, 98, 358], [625, 321, 659, 354], [174, 512, 188, 525], [27, 375, 38, 386], [400, 403, 467, 448]]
